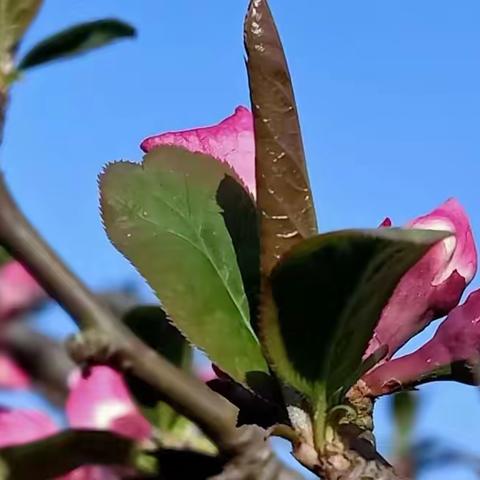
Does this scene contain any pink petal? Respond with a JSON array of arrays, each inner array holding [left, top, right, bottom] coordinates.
[[197, 365, 217, 383], [140, 106, 255, 195], [365, 198, 477, 359], [0, 409, 57, 447], [364, 290, 480, 396], [0, 261, 47, 321], [66, 366, 151, 441], [379, 217, 392, 228], [0, 352, 30, 388], [60, 466, 120, 480]]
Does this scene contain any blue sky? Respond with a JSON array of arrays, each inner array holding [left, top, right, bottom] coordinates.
[[2, 1, 480, 478]]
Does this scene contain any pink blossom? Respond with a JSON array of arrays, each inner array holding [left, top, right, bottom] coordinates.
[[365, 198, 476, 360], [0, 366, 151, 479], [0, 409, 57, 447], [197, 365, 217, 383], [364, 290, 480, 396], [0, 261, 46, 321], [0, 352, 30, 388], [67, 366, 151, 441], [141, 106, 256, 195]]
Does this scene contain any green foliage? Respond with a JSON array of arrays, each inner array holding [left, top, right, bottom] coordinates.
[[392, 391, 417, 457], [123, 305, 191, 408], [0, 0, 41, 87], [123, 305, 215, 452], [216, 176, 260, 330], [0, 429, 156, 480], [18, 18, 135, 70], [244, 0, 317, 278], [100, 146, 269, 388], [260, 228, 448, 443]]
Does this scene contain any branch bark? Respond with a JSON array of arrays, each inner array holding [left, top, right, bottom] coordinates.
[[0, 91, 302, 480], [3, 319, 74, 404]]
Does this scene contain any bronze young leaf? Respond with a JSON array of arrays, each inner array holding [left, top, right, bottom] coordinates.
[[244, 0, 317, 277]]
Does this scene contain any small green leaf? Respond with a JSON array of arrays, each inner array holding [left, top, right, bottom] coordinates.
[[261, 228, 448, 444], [244, 0, 317, 277], [100, 146, 269, 387], [124, 306, 215, 452], [0, 0, 42, 51], [392, 391, 417, 457], [0, 430, 155, 480], [123, 305, 191, 409], [0, 0, 42, 87], [18, 18, 135, 70]]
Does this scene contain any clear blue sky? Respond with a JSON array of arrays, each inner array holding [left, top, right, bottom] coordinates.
[[2, 1, 480, 478]]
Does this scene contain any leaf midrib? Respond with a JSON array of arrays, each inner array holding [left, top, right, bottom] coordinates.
[[123, 185, 258, 342]]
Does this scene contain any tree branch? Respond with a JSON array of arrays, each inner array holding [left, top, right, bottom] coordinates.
[[4, 318, 74, 404], [0, 74, 303, 480], [0, 171, 240, 451]]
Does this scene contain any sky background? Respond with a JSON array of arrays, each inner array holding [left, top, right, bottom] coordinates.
[[1, 1, 480, 478]]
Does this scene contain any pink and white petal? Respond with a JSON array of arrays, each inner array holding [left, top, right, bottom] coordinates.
[[141, 106, 255, 195], [365, 198, 477, 359], [66, 366, 151, 441], [196, 364, 217, 383], [60, 466, 121, 480], [408, 198, 476, 285], [364, 290, 480, 396], [0, 261, 47, 321], [0, 352, 30, 388], [0, 409, 57, 447]]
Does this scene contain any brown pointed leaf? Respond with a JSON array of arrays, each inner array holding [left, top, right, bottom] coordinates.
[[244, 0, 317, 276]]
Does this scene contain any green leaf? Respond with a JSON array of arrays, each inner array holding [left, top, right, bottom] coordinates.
[[216, 175, 260, 331], [392, 391, 417, 457], [124, 306, 215, 453], [260, 228, 449, 444], [0, 0, 42, 87], [18, 18, 135, 70], [244, 0, 317, 277], [100, 146, 269, 387], [0, 429, 156, 480], [123, 305, 191, 408]]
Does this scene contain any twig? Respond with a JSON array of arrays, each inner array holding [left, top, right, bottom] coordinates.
[[0, 95, 302, 478], [0, 171, 238, 451], [4, 318, 74, 404]]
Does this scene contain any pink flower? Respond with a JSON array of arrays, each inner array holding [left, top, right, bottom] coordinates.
[[0, 409, 57, 447], [141, 106, 255, 195], [0, 352, 30, 388], [361, 198, 480, 396], [365, 198, 476, 360], [139, 110, 480, 398], [67, 366, 151, 441], [364, 291, 480, 396], [0, 261, 47, 321], [0, 366, 151, 479]]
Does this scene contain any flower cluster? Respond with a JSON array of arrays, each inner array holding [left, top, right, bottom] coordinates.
[[143, 107, 480, 397]]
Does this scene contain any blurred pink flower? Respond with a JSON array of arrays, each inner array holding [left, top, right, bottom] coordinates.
[[197, 364, 217, 383], [0, 409, 57, 447], [141, 106, 255, 195], [0, 261, 47, 321], [0, 352, 30, 388], [67, 366, 151, 441], [0, 366, 151, 479]]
